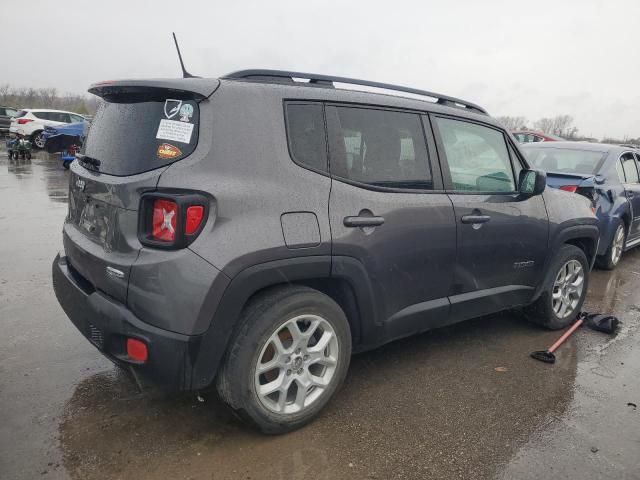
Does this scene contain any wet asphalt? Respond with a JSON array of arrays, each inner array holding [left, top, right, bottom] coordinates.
[[0, 148, 638, 480]]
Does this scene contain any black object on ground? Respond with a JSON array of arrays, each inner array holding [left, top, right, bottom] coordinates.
[[530, 312, 620, 364]]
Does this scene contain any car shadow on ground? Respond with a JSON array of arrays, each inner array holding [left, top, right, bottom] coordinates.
[[59, 313, 577, 480]]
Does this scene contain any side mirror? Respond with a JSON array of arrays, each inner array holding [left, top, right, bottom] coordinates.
[[519, 169, 546, 196]]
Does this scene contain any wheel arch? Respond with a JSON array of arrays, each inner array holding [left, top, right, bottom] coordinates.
[[190, 255, 371, 390], [532, 224, 599, 303]]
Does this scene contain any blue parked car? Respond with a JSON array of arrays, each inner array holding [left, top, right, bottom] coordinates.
[[43, 121, 89, 168], [522, 141, 640, 269]]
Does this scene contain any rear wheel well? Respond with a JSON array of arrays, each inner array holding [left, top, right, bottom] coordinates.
[[565, 237, 596, 264], [242, 279, 361, 346]]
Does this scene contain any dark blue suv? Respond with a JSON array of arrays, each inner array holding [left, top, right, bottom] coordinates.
[[523, 141, 640, 269]]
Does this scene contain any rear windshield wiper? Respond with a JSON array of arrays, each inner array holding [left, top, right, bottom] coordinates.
[[76, 153, 101, 171]]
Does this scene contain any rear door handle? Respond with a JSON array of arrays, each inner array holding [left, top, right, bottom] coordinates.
[[343, 216, 385, 228], [626, 191, 634, 199], [461, 215, 491, 224]]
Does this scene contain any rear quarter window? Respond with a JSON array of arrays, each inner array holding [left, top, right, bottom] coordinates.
[[285, 103, 328, 172], [82, 97, 200, 176]]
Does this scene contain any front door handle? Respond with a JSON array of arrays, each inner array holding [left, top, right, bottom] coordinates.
[[344, 215, 385, 228], [461, 215, 491, 224]]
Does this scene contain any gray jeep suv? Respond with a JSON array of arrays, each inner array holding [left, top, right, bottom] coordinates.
[[53, 70, 599, 433]]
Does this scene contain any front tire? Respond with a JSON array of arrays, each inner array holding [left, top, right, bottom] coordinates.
[[216, 286, 352, 434], [597, 220, 626, 270], [525, 244, 589, 330]]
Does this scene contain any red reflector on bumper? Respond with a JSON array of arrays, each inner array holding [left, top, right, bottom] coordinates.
[[559, 185, 578, 193], [127, 338, 148, 362]]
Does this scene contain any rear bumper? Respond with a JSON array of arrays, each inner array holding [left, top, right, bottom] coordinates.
[[52, 253, 202, 390]]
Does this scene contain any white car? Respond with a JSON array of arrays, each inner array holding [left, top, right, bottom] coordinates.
[[9, 109, 86, 149]]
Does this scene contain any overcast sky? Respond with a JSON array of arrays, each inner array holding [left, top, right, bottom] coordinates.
[[3, 0, 639, 138]]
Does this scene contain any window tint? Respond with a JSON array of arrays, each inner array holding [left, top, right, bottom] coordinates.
[[82, 96, 200, 176], [621, 153, 639, 183], [326, 106, 432, 189], [435, 117, 515, 192], [285, 103, 327, 172], [51, 112, 70, 122], [14, 110, 27, 119]]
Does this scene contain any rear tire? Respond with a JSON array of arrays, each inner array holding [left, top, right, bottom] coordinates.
[[596, 220, 626, 270], [525, 244, 589, 330], [216, 285, 352, 434], [31, 131, 45, 149]]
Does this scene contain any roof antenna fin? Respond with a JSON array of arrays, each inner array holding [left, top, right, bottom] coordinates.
[[172, 32, 199, 78]]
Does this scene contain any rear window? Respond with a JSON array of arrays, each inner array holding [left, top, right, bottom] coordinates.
[[14, 110, 27, 119], [524, 147, 606, 175], [82, 96, 199, 176]]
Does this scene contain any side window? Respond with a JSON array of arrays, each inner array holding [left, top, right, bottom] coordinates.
[[616, 159, 626, 183], [326, 106, 432, 189], [509, 144, 523, 184], [434, 117, 516, 192], [285, 103, 327, 172], [70, 114, 84, 123], [621, 153, 639, 184], [52, 113, 70, 122], [0, 108, 5, 116], [33, 111, 48, 120]]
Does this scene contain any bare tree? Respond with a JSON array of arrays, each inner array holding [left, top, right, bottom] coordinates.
[[534, 115, 578, 139], [0, 84, 97, 115], [496, 116, 528, 131]]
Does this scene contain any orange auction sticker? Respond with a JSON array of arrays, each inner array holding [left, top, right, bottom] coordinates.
[[157, 143, 182, 159]]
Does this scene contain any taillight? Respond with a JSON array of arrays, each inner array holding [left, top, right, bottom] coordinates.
[[152, 199, 178, 242], [559, 185, 578, 193], [139, 192, 208, 249], [17, 118, 33, 125], [185, 206, 205, 234]]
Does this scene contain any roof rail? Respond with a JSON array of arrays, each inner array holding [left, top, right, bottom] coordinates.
[[222, 69, 488, 115]]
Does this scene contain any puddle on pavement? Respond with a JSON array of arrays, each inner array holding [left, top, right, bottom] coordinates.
[[59, 314, 577, 480]]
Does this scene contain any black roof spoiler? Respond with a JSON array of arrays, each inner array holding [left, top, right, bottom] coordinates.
[[222, 69, 487, 115], [88, 78, 220, 100]]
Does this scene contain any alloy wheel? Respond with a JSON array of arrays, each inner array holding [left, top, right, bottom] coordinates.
[[254, 314, 339, 415], [34, 132, 45, 148], [611, 224, 625, 266], [551, 259, 585, 318]]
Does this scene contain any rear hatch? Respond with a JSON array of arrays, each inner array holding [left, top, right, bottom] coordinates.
[[64, 79, 218, 303]]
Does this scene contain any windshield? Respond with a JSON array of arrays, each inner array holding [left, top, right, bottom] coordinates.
[[82, 95, 199, 176], [523, 147, 606, 175]]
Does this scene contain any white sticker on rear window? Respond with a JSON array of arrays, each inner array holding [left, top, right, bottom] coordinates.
[[156, 119, 194, 144]]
